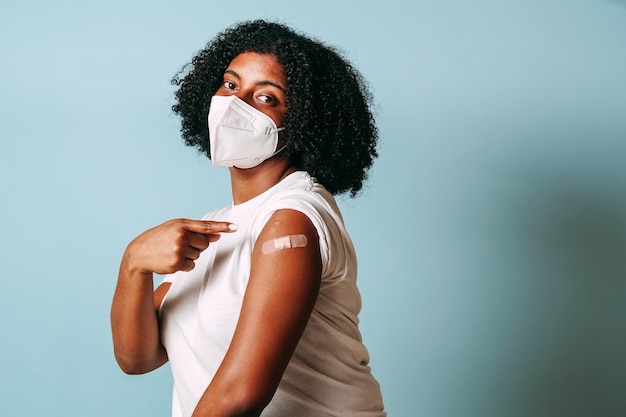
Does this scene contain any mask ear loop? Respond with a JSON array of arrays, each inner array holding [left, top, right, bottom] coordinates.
[[264, 126, 286, 135], [265, 126, 287, 158], [271, 145, 287, 157]]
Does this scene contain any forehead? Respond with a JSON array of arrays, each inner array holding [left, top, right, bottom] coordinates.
[[225, 52, 286, 85]]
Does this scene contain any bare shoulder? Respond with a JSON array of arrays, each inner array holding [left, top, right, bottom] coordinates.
[[261, 209, 317, 234], [254, 209, 320, 259]]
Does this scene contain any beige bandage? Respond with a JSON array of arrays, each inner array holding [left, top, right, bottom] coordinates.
[[261, 234, 309, 254]]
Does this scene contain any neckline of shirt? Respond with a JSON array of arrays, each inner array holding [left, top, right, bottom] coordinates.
[[229, 171, 311, 215]]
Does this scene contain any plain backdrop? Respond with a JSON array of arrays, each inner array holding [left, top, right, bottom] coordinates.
[[1, 1, 625, 416]]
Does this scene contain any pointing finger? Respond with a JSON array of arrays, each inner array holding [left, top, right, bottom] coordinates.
[[182, 219, 239, 236]]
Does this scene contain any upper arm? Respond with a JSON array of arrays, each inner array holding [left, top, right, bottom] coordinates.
[[201, 209, 322, 411]]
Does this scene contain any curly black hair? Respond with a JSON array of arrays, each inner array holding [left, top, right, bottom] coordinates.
[[171, 20, 378, 196]]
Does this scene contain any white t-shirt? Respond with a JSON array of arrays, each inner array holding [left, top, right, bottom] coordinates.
[[159, 171, 385, 417]]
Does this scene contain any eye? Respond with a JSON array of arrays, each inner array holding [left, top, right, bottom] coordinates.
[[222, 81, 236, 90], [258, 95, 275, 104]]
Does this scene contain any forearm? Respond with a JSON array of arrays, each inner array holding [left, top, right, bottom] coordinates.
[[191, 388, 266, 417], [110, 250, 167, 374]]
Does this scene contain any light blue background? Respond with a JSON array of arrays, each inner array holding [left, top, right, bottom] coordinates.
[[1, 1, 625, 416]]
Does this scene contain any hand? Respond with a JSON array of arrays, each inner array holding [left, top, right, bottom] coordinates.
[[124, 219, 237, 275]]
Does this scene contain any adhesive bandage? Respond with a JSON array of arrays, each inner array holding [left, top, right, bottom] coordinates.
[[261, 234, 308, 254]]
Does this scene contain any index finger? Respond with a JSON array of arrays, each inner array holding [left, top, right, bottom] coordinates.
[[183, 219, 239, 235]]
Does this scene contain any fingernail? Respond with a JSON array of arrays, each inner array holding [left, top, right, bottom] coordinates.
[[228, 223, 239, 231]]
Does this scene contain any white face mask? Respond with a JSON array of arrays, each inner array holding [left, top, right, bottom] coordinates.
[[208, 95, 285, 169]]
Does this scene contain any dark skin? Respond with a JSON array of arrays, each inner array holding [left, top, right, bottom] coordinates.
[[110, 52, 322, 417]]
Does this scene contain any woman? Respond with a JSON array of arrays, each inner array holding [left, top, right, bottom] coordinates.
[[111, 20, 385, 417]]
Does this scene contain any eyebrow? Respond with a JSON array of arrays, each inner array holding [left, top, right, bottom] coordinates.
[[224, 69, 286, 93]]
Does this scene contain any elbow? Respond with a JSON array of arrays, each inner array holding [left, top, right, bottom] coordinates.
[[113, 347, 165, 375], [116, 360, 149, 375], [114, 352, 147, 375]]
